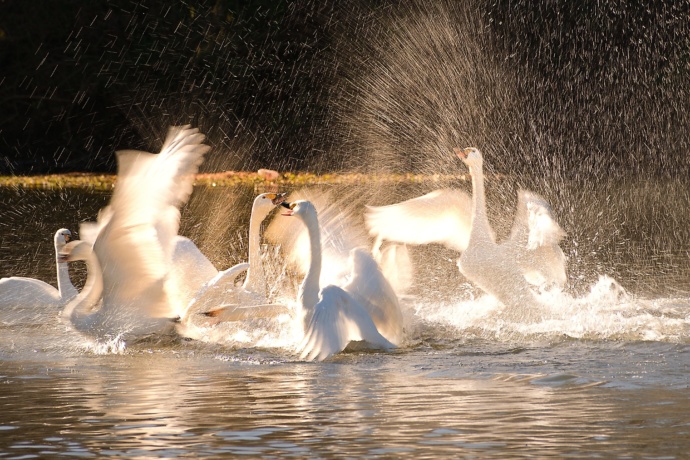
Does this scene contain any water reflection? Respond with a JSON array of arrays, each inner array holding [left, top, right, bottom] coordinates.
[[1, 351, 689, 458]]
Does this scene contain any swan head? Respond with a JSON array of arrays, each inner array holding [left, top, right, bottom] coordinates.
[[58, 240, 93, 263], [280, 200, 316, 219], [248, 192, 286, 223], [454, 147, 483, 168], [54, 228, 73, 248]]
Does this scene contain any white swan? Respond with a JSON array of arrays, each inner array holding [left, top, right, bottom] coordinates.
[[454, 147, 563, 312], [281, 199, 399, 361], [188, 192, 290, 322], [0, 228, 78, 316], [365, 149, 567, 296], [58, 125, 209, 339]]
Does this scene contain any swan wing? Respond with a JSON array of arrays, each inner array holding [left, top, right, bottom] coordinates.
[[376, 243, 414, 297], [77, 221, 103, 245], [0, 277, 61, 306], [170, 236, 218, 307], [94, 126, 208, 319], [510, 191, 565, 248], [342, 248, 403, 345], [0, 277, 63, 325], [299, 285, 396, 361], [365, 189, 473, 252], [509, 190, 567, 287], [185, 263, 250, 314], [212, 263, 250, 287]]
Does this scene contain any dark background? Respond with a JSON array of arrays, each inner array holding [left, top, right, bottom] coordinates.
[[1, 0, 689, 179]]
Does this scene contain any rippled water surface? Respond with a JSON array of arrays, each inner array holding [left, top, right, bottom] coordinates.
[[1, 185, 689, 458]]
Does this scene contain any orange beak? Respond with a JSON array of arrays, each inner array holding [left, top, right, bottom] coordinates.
[[454, 147, 469, 159]]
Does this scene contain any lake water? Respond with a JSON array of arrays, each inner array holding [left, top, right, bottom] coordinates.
[[0, 181, 689, 458]]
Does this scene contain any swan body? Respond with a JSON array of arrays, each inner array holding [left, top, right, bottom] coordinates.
[[59, 125, 209, 339], [455, 147, 565, 311], [187, 193, 290, 321], [0, 229, 78, 318], [365, 152, 566, 294], [282, 200, 399, 361]]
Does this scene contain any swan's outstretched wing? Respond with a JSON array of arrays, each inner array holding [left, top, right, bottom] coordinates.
[[94, 126, 209, 319], [365, 189, 474, 253], [170, 236, 218, 308], [510, 191, 566, 249], [298, 285, 396, 361], [342, 248, 403, 345], [508, 191, 567, 287], [77, 221, 102, 245]]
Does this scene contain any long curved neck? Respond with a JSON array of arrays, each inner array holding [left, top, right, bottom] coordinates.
[[469, 163, 492, 242], [243, 207, 266, 292], [299, 210, 322, 313], [55, 246, 77, 300], [62, 250, 103, 328]]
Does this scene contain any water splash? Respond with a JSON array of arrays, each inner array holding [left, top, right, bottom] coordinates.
[[410, 275, 690, 345], [332, 0, 690, 180]]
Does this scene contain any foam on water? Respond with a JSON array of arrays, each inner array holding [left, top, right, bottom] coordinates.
[[408, 275, 690, 345]]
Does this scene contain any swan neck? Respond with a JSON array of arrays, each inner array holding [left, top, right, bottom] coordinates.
[[299, 210, 322, 313], [62, 250, 103, 325], [469, 163, 491, 236], [243, 207, 265, 291], [55, 248, 75, 300]]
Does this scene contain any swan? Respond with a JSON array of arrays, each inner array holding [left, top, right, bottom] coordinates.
[[0, 228, 78, 316], [280, 199, 399, 361], [188, 192, 291, 322], [365, 149, 567, 297], [58, 125, 209, 339], [454, 147, 563, 312]]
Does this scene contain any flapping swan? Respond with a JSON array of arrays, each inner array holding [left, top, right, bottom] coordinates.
[[454, 147, 567, 311], [281, 199, 399, 361], [189, 192, 290, 322], [0, 229, 78, 315], [365, 148, 567, 300], [59, 125, 209, 339]]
